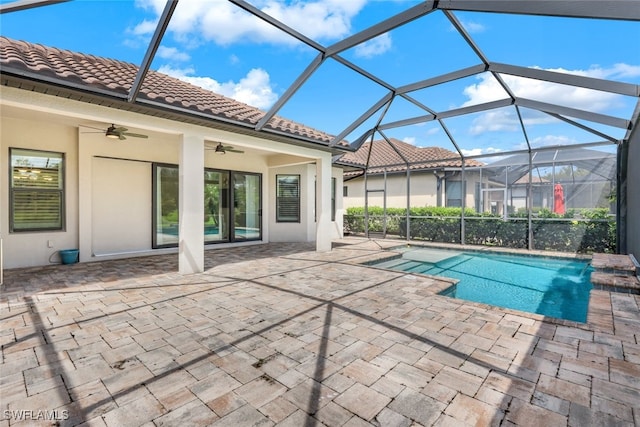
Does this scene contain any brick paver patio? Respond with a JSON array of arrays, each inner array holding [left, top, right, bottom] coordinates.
[[1, 238, 639, 426]]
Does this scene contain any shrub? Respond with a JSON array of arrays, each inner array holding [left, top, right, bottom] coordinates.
[[344, 206, 615, 253]]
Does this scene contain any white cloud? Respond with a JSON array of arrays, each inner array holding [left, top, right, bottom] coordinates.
[[461, 20, 486, 34], [158, 66, 278, 109], [461, 147, 503, 156], [464, 67, 628, 112], [448, 19, 486, 34], [157, 46, 190, 62], [607, 63, 640, 78], [232, 69, 279, 109], [263, 0, 366, 42], [134, 0, 366, 46], [530, 135, 579, 148], [354, 33, 392, 58], [468, 109, 519, 135], [461, 73, 510, 106], [460, 65, 636, 134], [130, 18, 158, 36], [547, 64, 640, 80], [402, 136, 416, 145]]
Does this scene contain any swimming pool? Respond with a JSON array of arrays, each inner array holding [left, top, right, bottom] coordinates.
[[374, 247, 593, 322]]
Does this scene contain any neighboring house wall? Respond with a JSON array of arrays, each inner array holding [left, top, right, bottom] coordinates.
[[508, 186, 530, 212], [344, 173, 438, 209], [344, 171, 483, 210], [1, 92, 342, 269]]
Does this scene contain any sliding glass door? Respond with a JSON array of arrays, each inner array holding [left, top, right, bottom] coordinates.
[[153, 165, 261, 248], [205, 170, 230, 243], [154, 165, 179, 247], [233, 172, 261, 241]]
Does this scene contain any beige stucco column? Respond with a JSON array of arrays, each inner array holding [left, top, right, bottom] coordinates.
[[315, 153, 332, 252], [77, 128, 92, 263], [179, 134, 205, 274]]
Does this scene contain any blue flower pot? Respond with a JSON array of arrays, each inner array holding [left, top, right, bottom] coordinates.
[[59, 249, 79, 264]]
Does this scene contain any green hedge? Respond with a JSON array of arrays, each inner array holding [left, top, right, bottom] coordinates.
[[344, 207, 615, 253]]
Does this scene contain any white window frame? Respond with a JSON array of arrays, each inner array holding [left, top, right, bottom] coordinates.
[[276, 174, 300, 223], [10, 148, 65, 232]]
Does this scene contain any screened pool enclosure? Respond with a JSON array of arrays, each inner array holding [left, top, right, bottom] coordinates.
[[2, 1, 639, 256], [342, 144, 618, 253]]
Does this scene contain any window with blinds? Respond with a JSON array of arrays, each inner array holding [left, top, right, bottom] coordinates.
[[446, 180, 463, 207], [10, 149, 64, 232], [276, 175, 300, 223]]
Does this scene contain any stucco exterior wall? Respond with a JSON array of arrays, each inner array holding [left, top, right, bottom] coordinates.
[[1, 118, 80, 269], [1, 88, 343, 269], [344, 173, 438, 209], [268, 164, 344, 242], [343, 171, 483, 210], [269, 164, 314, 242]]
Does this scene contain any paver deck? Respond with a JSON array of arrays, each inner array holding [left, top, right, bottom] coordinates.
[[1, 238, 639, 426]]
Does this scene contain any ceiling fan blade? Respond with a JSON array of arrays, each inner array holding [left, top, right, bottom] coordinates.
[[122, 132, 148, 139], [114, 127, 128, 132], [119, 134, 127, 140], [227, 149, 244, 153], [82, 125, 107, 131]]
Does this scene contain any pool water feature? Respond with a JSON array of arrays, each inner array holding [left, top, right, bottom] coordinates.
[[375, 248, 593, 322]]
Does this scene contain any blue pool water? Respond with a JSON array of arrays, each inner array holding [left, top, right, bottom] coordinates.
[[375, 248, 593, 322]]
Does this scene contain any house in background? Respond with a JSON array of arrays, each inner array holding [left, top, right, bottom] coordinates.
[[337, 140, 618, 220], [0, 37, 348, 272], [336, 138, 485, 210], [482, 148, 617, 216]]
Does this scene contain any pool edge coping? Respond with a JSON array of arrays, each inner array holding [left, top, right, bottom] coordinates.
[[355, 242, 604, 332]]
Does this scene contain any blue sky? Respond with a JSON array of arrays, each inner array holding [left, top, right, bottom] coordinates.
[[2, 0, 639, 158]]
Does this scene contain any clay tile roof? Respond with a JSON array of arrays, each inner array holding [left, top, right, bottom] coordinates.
[[0, 37, 337, 146], [514, 175, 550, 184], [338, 138, 484, 176]]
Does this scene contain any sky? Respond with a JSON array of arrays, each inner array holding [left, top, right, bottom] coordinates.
[[1, 0, 639, 159]]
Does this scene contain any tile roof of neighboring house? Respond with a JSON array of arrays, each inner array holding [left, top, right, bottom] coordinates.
[[337, 138, 484, 177], [0, 37, 339, 147], [513, 175, 550, 184]]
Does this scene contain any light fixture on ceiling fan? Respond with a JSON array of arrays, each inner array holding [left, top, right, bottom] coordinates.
[[104, 124, 148, 140]]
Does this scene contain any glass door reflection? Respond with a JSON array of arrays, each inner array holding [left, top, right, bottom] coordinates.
[[204, 170, 230, 243], [233, 172, 261, 241]]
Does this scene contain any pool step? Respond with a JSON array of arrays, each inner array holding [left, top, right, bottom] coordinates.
[[395, 261, 423, 271], [374, 258, 411, 269], [590, 272, 640, 294], [590, 253, 639, 295], [591, 253, 637, 274]]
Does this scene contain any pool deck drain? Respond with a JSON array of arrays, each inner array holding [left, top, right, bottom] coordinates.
[[1, 237, 638, 426]]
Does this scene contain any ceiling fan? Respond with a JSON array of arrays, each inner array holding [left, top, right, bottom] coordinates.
[[105, 124, 148, 140], [206, 142, 244, 154], [82, 124, 148, 140]]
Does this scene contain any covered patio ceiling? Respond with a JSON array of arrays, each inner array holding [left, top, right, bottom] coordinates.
[[1, 1, 639, 161]]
